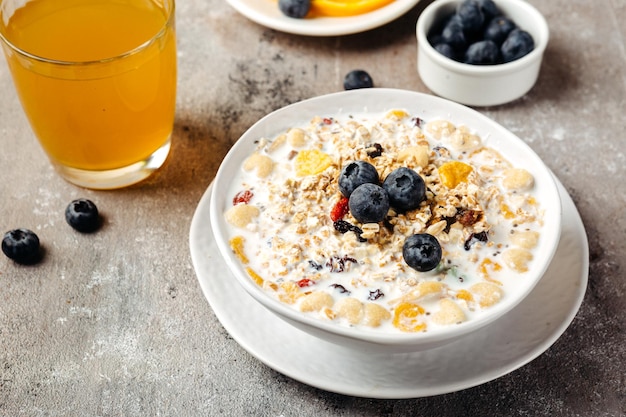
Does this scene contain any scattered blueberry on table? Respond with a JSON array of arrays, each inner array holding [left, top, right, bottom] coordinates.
[[343, 69, 374, 90], [428, 0, 534, 65], [2, 228, 41, 264], [65, 198, 101, 233]]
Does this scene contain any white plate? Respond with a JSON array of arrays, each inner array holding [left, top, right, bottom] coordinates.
[[225, 0, 421, 36], [189, 178, 588, 399]]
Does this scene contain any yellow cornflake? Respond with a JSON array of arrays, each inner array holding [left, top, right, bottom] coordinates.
[[385, 109, 409, 119], [438, 161, 473, 189], [392, 302, 427, 332], [456, 289, 474, 302], [294, 149, 333, 177], [246, 267, 264, 286], [278, 282, 303, 305], [229, 235, 249, 264], [478, 258, 503, 285], [499, 203, 516, 219]]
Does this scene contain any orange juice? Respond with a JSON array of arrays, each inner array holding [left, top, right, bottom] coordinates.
[[0, 0, 176, 172]]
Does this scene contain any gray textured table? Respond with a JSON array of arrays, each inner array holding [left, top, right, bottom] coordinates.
[[1, 0, 624, 415]]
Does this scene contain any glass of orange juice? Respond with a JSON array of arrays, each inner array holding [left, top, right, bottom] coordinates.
[[0, 0, 177, 189]]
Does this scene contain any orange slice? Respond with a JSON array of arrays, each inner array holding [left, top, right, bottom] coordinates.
[[310, 0, 395, 17]]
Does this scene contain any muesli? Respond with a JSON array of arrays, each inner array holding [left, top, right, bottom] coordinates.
[[223, 109, 543, 334]]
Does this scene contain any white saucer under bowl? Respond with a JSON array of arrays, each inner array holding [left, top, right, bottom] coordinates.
[[189, 178, 588, 399]]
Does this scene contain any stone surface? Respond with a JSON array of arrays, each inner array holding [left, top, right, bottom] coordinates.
[[0, 0, 624, 415]]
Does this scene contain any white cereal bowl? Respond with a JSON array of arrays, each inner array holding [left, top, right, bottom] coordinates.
[[416, 0, 549, 107], [209, 88, 561, 353]]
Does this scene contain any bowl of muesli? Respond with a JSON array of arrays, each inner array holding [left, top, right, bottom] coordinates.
[[209, 88, 561, 352]]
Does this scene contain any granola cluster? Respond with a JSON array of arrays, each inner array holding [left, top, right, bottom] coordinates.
[[224, 110, 543, 334]]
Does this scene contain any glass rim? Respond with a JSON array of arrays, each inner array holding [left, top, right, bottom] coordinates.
[[0, 0, 175, 67]]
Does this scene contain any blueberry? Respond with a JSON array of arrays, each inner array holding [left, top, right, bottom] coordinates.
[[348, 183, 390, 224], [278, 0, 311, 18], [338, 161, 379, 197], [483, 16, 516, 46], [343, 70, 374, 90], [434, 43, 458, 61], [402, 233, 442, 272], [382, 167, 426, 212], [456, 0, 484, 34], [501, 29, 534, 63], [65, 198, 101, 233], [474, 0, 500, 21], [464, 40, 500, 64], [440, 15, 467, 50], [2, 228, 41, 264]]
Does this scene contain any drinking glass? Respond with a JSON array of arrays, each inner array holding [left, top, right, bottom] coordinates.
[[0, 0, 177, 189]]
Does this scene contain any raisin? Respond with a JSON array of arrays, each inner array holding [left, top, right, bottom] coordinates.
[[326, 255, 357, 273], [457, 208, 482, 226], [368, 289, 384, 301], [308, 260, 323, 270], [412, 117, 425, 128], [366, 143, 383, 158], [329, 283, 351, 294], [464, 231, 489, 250], [333, 220, 366, 242]]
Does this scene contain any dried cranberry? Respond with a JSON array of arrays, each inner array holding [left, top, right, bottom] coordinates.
[[297, 278, 315, 288], [330, 197, 350, 222], [233, 190, 253, 205]]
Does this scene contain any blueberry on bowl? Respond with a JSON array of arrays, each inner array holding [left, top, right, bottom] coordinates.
[[403, 233, 442, 272], [416, 0, 549, 106], [348, 183, 390, 224], [382, 167, 426, 212], [338, 160, 379, 197]]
